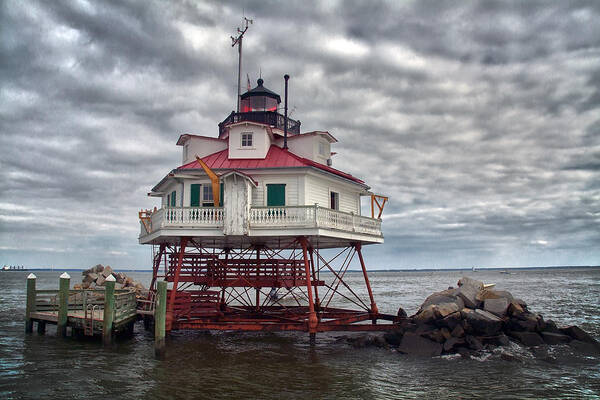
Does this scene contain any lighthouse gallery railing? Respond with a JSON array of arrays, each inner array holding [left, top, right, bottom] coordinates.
[[249, 205, 382, 236], [141, 205, 381, 236]]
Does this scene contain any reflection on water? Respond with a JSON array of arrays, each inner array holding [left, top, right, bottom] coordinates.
[[1, 269, 599, 399]]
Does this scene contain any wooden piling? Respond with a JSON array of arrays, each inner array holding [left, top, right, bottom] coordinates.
[[37, 321, 46, 334], [103, 275, 116, 346], [57, 272, 70, 337], [155, 280, 167, 358], [25, 273, 36, 333]]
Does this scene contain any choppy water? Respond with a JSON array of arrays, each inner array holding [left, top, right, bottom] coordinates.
[[1, 268, 599, 399]]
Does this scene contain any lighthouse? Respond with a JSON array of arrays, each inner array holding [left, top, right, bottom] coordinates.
[[139, 74, 394, 338]]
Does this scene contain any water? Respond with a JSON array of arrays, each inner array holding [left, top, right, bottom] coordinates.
[[1, 268, 599, 399]]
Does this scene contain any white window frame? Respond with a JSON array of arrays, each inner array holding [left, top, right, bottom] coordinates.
[[202, 184, 214, 204], [241, 132, 253, 148], [329, 190, 340, 210]]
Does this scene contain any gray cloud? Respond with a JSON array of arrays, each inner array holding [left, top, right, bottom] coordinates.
[[1, 0, 598, 269]]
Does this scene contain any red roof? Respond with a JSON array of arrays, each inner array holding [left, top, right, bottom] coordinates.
[[179, 145, 365, 184]]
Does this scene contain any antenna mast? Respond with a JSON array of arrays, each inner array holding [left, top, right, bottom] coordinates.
[[231, 17, 253, 113]]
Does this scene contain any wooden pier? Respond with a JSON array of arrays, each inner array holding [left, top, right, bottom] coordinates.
[[25, 273, 140, 345]]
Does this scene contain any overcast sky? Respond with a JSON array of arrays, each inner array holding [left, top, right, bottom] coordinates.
[[1, 0, 599, 270]]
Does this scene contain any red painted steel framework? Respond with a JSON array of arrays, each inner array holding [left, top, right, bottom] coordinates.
[[149, 236, 399, 337]]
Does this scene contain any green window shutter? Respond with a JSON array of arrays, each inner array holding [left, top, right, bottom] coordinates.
[[267, 184, 286, 206], [219, 183, 224, 207], [190, 184, 200, 207], [171, 191, 176, 207]]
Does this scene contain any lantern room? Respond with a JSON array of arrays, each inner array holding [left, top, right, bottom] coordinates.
[[239, 78, 280, 112]]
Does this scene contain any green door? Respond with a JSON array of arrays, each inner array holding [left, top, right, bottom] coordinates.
[[267, 184, 286, 206], [190, 184, 200, 207]]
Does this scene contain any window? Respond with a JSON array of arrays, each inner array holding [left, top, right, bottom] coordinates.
[[202, 185, 214, 207], [330, 191, 339, 210], [319, 141, 328, 157], [170, 190, 177, 207], [241, 132, 253, 147]]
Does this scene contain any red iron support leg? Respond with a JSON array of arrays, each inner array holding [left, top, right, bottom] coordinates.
[[355, 243, 379, 319], [166, 237, 188, 331], [300, 237, 318, 340], [309, 246, 321, 312]]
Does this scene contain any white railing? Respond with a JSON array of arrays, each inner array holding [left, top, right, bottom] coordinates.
[[249, 205, 382, 236], [140, 205, 381, 237], [140, 207, 224, 236]]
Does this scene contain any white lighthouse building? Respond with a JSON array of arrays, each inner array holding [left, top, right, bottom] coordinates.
[[139, 77, 392, 336]]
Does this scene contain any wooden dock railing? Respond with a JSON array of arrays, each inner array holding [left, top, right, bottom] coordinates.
[[25, 273, 138, 345]]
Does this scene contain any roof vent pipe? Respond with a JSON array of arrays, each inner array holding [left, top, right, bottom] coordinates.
[[283, 74, 289, 150]]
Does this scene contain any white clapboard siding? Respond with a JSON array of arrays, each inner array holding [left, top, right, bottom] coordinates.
[[306, 174, 360, 214], [251, 174, 300, 206]]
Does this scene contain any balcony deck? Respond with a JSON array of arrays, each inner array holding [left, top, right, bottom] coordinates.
[[139, 205, 383, 248]]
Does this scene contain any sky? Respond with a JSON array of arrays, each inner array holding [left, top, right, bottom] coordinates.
[[1, 0, 599, 270]]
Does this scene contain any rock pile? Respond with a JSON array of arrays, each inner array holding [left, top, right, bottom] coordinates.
[[351, 276, 600, 357], [74, 264, 147, 298]]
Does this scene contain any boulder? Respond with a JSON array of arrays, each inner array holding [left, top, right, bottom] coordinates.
[[512, 298, 528, 308], [116, 272, 126, 284], [465, 335, 484, 351], [508, 331, 544, 347], [435, 302, 462, 319], [477, 289, 514, 302], [569, 340, 600, 355], [456, 284, 480, 309], [484, 298, 510, 317], [560, 326, 600, 347], [451, 324, 465, 338], [540, 332, 571, 345], [457, 276, 484, 291], [507, 301, 525, 317], [83, 273, 98, 283], [443, 337, 465, 352], [422, 329, 445, 343], [397, 307, 408, 319], [102, 265, 113, 278], [419, 288, 462, 309], [438, 311, 462, 330], [462, 309, 503, 336], [398, 333, 443, 357], [542, 319, 561, 334], [480, 333, 510, 347], [413, 305, 437, 325], [415, 323, 437, 335], [508, 312, 540, 332], [96, 274, 106, 286], [440, 327, 452, 340], [383, 330, 403, 346]]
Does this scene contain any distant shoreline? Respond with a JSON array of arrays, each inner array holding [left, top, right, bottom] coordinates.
[[13, 265, 599, 272]]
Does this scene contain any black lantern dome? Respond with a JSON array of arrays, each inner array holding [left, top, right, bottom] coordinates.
[[218, 77, 301, 138], [240, 78, 281, 112]]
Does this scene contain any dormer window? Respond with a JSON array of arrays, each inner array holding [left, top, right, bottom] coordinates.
[[319, 141, 328, 157], [241, 132, 253, 148]]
